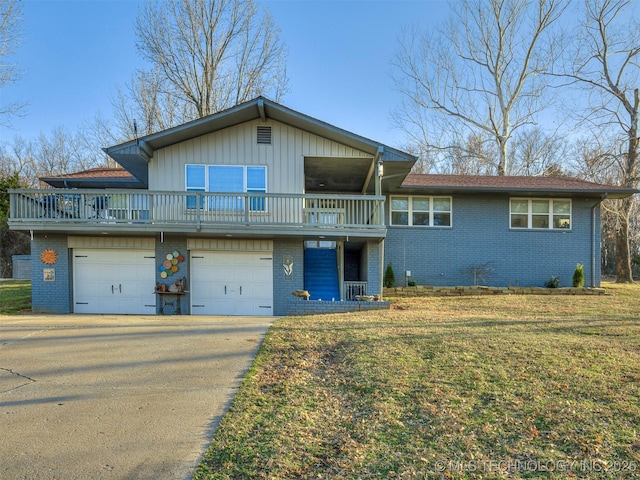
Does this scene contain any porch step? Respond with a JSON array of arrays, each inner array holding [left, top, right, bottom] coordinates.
[[304, 248, 341, 301]]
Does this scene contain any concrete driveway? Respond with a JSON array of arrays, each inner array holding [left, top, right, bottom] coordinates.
[[0, 314, 274, 480]]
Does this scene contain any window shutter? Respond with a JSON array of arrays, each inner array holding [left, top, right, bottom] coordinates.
[[257, 126, 272, 145]]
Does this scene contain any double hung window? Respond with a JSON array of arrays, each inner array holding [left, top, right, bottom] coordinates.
[[510, 198, 571, 230], [185, 165, 267, 211], [390, 196, 452, 227]]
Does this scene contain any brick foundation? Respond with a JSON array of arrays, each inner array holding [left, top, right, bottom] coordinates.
[[287, 299, 390, 315], [384, 285, 607, 297]]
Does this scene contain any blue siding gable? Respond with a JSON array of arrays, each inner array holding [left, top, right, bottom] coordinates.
[[384, 194, 601, 288]]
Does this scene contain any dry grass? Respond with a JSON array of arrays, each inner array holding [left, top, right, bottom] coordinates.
[[196, 283, 640, 479]]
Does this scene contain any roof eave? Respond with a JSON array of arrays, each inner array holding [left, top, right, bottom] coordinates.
[[104, 97, 417, 182], [397, 184, 638, 199], [40, 177, 147, 189]]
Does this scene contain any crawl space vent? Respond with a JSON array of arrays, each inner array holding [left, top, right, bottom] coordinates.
[[257, 125, 272, 145]]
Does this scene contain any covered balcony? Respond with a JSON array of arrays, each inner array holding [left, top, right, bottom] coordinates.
[[8, 189, 386, 239]]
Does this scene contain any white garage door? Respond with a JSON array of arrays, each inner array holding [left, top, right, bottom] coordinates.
[[73, 249, 156, 314], [190, 251, 273, 316]]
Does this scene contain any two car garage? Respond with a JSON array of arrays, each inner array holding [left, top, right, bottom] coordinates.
[[70, 238, 274, 316]]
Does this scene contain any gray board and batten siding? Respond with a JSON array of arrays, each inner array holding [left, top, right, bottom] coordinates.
[[148, 119, 374, 193]]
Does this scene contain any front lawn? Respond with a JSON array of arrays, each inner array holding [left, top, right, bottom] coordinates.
[[195, 283, 640, 479], [0, 280, 31, 315]]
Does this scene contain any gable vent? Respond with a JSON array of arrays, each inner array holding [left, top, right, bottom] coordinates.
[[257, 125, 272, 145]]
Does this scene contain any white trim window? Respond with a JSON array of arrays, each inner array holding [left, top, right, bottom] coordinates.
[[390, 196, 452, 227], [185, 164, 267, 211], [510, 198, 571, 230]]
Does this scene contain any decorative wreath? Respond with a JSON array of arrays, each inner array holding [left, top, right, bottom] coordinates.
[[40, 249, 58, 265]]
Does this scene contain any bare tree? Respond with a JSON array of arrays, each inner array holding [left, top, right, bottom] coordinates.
[[112, 68, 193, 138], [571, 137, 638, 278], [0, 0, 25, 123], [444, 133, 497, 175], [560, 0, 640, 283], [393, 0, 567, 175], [406, 131, 497, 174], [0, 136, 33, 184], [510, 127, 568, 176], [115, 0, 288, 137], [78, 113, 125, 168], [0, 171, 29, 278], [1, 127, 112, 188]]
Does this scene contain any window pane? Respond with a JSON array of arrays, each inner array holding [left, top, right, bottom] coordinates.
[[247, 167, 266, 190], [433, 198, 451, 211], [553, 200, 570, 214], [248, 188, 266, 211], [532, 215, 549, 228], [553, 215, 571, 229], [532, 200, 549, 213], [511, 214, 528, 228], [434, 212, 451, 226], [210, 195, 244, 210], [186, 165, 205, 189], [413, 212, 430, 225], [391, 197, 408, 211], [511, 200, 528, 213], [131, 194, 148, 209], [209, 166, 243, 192], [186, 188, 205, 209], [413, 197, 430, 211], [110, 194, 127, 208], [392, 211, 408, 225]]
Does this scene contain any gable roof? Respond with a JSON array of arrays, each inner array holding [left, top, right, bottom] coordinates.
[[40, 167, 145, 189], [399, 174, 637, 199], [41, 167, 637, 199], [104, 96, 418, 189]]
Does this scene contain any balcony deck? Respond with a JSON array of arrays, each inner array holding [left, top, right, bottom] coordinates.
[[9, 189, 387, 239]]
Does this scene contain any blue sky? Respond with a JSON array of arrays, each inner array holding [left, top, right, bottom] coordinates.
[[0, 0, 445, 150]]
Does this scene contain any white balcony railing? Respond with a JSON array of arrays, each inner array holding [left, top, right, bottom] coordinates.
[[9, 189, 385, 234]]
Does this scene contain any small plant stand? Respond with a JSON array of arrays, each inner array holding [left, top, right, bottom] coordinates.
[[155, 291, 187, 315]]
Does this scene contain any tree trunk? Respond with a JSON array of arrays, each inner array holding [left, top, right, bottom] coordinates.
[[497, 137, 508, 176], [617, 88, 639, 283], [615, 202, 633, 283]]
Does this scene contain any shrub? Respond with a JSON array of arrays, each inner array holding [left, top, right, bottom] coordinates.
[[407, 280, 417, 287], [573, 263, 585, 287], [545, 276, 561, 288], [384, 263, 396, 288]]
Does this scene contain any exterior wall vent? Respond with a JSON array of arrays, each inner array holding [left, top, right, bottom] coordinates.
[[257, 125, 272, 145]]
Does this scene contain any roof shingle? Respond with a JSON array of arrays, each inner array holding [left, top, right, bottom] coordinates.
[[43, 167, 134, 180], [400, 174, 637, 198]]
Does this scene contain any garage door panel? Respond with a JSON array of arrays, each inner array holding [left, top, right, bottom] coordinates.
[[240, 283, 271, 301], [191, 251, 273, 316], [119, 281, 148, 298], [73, 249, 155, 314]]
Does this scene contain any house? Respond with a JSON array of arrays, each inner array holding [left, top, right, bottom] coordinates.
[[8, 97, 636, 315]]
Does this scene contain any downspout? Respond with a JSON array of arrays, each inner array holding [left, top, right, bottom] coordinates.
[[374, 146, 383, 197], [375, 147, 384, 296], [591, 193, 607, 287]]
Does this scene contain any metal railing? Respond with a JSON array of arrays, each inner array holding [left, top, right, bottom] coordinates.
[[9, 189, 385, 231], [344, 281, 368, 300]]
